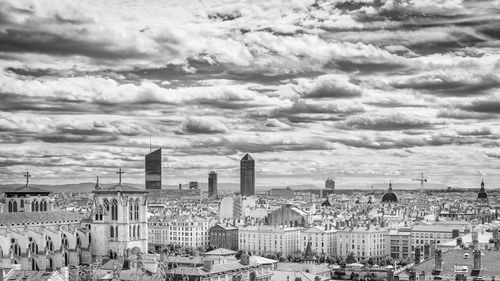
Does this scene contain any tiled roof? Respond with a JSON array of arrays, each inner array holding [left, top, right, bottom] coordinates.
[[94, 184, 147, 193], [5, 185, 50, 194], [409, 249, 500, 278], [170, 260, 258, 276], [204, 248, 237, 256], [0, 210, 85, 226]]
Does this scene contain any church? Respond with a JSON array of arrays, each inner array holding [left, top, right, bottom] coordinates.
[[90, 170, 148, 260], [0, 169, 148, 279]]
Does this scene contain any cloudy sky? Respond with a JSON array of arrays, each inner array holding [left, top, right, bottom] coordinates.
[[1, 0, 499, 189]]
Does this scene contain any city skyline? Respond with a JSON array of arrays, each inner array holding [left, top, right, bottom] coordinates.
[[0, 0, 499, 188]]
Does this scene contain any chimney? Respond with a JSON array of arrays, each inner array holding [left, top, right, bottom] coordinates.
[[473, 250, 481, 271], [203, 260, 214, 271], [434, 249, 443, 271]]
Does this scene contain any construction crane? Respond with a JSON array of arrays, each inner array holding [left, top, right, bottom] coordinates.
[[412, 172, 427, 195]]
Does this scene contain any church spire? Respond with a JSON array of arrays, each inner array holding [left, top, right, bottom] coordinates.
[[389, 181, 393, 191]]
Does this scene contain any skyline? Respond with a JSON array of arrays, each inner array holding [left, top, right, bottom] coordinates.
[[1, 0, 500, 187]]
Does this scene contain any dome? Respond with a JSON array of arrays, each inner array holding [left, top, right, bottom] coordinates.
[[381, 182, 398, 204], [477, 180, 488, 200]]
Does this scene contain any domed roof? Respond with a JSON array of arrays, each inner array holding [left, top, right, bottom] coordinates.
[[381, 182, 398, 203], [477, 180, 488, 200]]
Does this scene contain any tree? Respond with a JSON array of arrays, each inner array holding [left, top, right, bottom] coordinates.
[[346, 252, 357, 264]]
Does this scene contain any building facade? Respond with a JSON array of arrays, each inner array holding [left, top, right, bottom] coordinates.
[[336, 226, 387, 264], [148, 215, 214, 250], [90, 181, 148, 260], [209, 224, 239, 251], [239, 225, 303, 256], [240, 154, 255, 196], [145, 148, 162, 190], [301, 226, 337, 256], [387, 228, 412, 261], [208, 171, 217, 197]]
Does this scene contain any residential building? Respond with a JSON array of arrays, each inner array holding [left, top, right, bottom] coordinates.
[[336, 226, 387, 264], [239, 225, 303, 256], [387, 228, 412, 261], [209, 224, 239, 251], [301, 225, 337, 256]]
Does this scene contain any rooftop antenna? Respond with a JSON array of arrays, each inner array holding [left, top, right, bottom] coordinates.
[[412, 172, 427, 195]]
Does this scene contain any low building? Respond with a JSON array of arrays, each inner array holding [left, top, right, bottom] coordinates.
[[387, 228, 412, 261], [336, 226, 387, 264], [301, 225, 337, 256], [239, 225, 304, 256], [209, 224, 239, 251]]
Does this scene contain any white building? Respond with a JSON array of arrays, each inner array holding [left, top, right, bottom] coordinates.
[[411, 223, 464, 252], [239, 225, 304, 256], [148, 215, 215, 249], [336, 226, 387, 264], [301, 225, 337, 256]]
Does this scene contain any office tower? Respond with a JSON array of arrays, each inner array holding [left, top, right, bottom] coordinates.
[[208, 171, 217, 197], [325, 178, 335, 190], [145, 148, 162, 189], [240, 153, 255, 196], [189, 181, 199, 189]]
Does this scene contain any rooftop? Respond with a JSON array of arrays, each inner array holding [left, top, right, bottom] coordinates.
[[0, 210, 85, 226]]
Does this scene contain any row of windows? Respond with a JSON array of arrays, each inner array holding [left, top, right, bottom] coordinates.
[[7, 199, 48, 212]]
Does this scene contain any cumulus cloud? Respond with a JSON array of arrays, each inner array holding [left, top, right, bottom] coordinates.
[[341, 113, 434, 131], [180, 117, 228, 134]]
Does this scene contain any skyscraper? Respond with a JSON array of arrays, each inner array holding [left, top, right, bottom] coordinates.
[[145, 148, 162, 189], [240, 153, 255, 196], [208, 171, 217, 197]]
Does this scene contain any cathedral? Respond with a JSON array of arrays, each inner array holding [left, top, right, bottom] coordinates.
[[0, 170, 148, 278]]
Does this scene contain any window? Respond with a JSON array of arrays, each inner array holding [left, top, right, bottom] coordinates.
[[111, 199, 118, 221], [13, 201, 18, 212], [134, 199, 139, 220]]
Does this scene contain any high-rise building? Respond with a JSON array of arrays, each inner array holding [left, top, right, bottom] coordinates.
[[322, 178, 335, 198], [208, 171, 217, 197], [325, 178, 335, 189], [189, 181, 199, 189], [240, 153, 255, 196], [145, 148, 162, 190]]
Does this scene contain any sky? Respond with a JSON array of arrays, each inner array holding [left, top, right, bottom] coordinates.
[[0, 0, 499, 189]]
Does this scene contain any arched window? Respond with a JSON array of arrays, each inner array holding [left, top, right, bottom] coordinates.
[[62, 234, 68, 248], [89, 233, 91, 245], [8, 201, 12, 213], [29, 237, 38, 254], [129, 200, 133, 221], [111, 199, 118, 221], [43, 200, 47, 211], [30, 258, 38, 270], [132, 225, 136, 239], [20, 199, 24, 209], [11, 238, 21, 256], [46, 236, 54, 252], [134, 199, 139, 220], [104, 199, 109, 212], [129, 225, 132, 238], [137, 225, 140, 239], [110, 225, 115, 239], [13, 201, 17, 212], [34, 201, 39, 212], [76, 234, 81, 247]]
